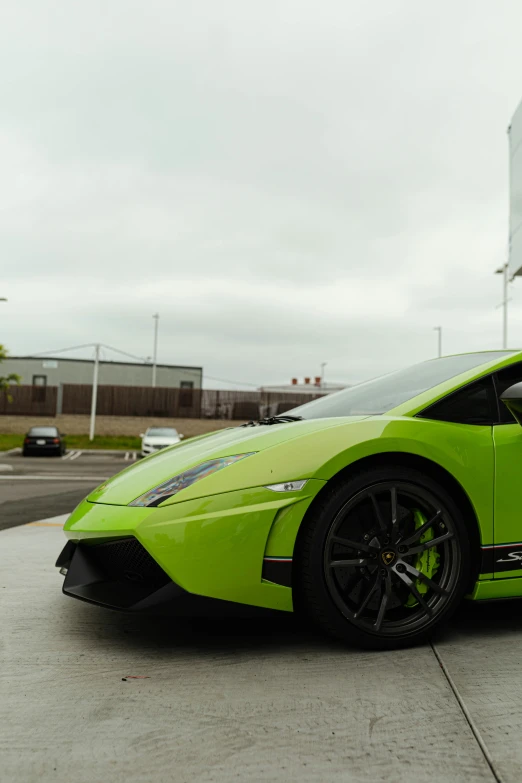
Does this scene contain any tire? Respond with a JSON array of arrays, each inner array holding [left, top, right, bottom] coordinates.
[[295, 466, 470, 650]]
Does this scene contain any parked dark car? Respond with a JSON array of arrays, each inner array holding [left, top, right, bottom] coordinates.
[[23, 426, 66, 457]]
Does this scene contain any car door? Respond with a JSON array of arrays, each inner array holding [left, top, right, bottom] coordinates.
[[491, 362, 522, 578]]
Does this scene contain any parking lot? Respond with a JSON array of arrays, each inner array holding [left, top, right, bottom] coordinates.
[[0, 450, 134, 529], [1, 454, 521, 782]]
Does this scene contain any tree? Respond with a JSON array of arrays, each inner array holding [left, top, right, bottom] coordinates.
[[0, 345, 21, 402]]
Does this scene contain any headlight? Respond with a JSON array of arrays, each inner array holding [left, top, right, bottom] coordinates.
[[128, 453, 256, 507]]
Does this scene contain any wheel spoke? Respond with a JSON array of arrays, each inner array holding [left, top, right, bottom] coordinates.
[[394, 569, 432, 616], [400, 510, 442, 546], [374, 576, 392, 631], [369, 492, 387, 532], [330, 558, 369, 568], [354, 573, 380, 618], [405, 563, 448, 596], [406, 530, 454, 555], [390, 487, 399, 537], [331, 535, 372, 553], [342, 569, 367, 598]]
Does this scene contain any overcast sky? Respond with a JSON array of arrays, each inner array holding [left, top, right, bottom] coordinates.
[[1, 1, 522, 388]]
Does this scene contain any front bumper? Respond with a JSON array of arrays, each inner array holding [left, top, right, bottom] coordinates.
[[60, 481, 325, 612], [141, 444, 171, 456], [56, 537, 275, 616], [24, 444, 61, 453]]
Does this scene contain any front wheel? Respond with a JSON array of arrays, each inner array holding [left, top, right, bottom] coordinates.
[[295, 467, 470, 649]]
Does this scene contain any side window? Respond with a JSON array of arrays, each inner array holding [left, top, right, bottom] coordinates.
[[419, 377, 497, 425], [494, 363, 522, 423]]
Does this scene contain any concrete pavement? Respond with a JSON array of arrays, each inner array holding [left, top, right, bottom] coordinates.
[[2, 515, 519, 782]]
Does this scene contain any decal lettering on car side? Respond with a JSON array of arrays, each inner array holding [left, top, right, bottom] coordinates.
[[497, 550, 522, 563], [480, 543, 522, 574]]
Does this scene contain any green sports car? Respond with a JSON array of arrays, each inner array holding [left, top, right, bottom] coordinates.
[[56, 350, 522, 648]]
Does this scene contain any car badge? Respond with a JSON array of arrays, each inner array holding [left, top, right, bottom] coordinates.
[[381, 550, 396, 566]]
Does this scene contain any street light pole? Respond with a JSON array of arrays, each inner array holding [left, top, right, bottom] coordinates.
[[320, 362, 327, 387], [434, 326, 442, 358], [152, 313, 159, 388], [495, 263, 511, 349], [89, 343, 100, 441]]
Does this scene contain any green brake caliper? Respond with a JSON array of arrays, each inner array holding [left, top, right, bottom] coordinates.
[[405, 509, 440, 607]]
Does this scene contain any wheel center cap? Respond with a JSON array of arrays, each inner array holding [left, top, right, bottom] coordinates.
[[381, 550, 396, 566]]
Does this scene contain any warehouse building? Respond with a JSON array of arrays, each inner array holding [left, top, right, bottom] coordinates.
[[3, 356, 203, 391]]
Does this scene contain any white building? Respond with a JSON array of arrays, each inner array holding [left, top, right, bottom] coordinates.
[[3, 356, 202, 390]]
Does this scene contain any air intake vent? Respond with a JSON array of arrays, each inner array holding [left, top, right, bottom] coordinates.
[[88, 538, 170, 589]]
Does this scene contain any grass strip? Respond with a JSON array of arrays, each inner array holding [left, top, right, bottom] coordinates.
[[0, 434, 142, 451]]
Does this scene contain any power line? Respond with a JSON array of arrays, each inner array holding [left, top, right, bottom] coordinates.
[[203, 374, 259, 388], [21, 343, 96, 358], [24, 345, 260, 387], [100, 343, 149, 363], [21, 342, 149, 363]]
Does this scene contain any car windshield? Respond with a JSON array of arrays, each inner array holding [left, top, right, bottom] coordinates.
[[146, 428, 178, 437], [289, 352, 514, 420], [29, 427, 58, 436]]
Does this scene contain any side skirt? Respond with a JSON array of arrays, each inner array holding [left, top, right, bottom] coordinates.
[[469, 576, 522, 601]]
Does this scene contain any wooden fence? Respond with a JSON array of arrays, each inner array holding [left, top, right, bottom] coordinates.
[[0, 385, 58, 416], [1, 384, 326, 420]]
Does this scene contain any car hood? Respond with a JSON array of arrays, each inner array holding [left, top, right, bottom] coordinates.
[[88, 416, 369, 506]]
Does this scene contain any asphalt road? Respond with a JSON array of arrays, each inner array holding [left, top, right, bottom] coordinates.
[[1, 454, 522, 782], [0, 449, 131, 530]]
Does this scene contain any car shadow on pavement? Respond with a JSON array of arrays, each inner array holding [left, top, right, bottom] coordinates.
[[57, 594, 522, 658], [434, 597, 522, 646], [58, 598, 346, 656]]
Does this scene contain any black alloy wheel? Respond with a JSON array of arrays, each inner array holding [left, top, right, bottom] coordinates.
[[296, 467, 470, 649]]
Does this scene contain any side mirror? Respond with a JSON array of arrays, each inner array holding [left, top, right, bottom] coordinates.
[[500, 382, 522, 425], [139, 433, 145, 438]]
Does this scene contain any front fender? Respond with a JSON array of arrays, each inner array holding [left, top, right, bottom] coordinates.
[[307, 416, 494, 545]]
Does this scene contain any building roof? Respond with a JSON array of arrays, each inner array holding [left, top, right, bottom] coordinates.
[[8, 356, 202, 372]]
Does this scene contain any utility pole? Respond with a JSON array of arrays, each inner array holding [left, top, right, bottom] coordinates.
[[89, 343, 100, 441], [495, 263, 511, 349], [152, 313, 159, 388], [434, 326, 442, 358]]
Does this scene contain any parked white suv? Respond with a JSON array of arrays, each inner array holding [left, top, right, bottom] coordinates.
[[140, 427, 183, 457]]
